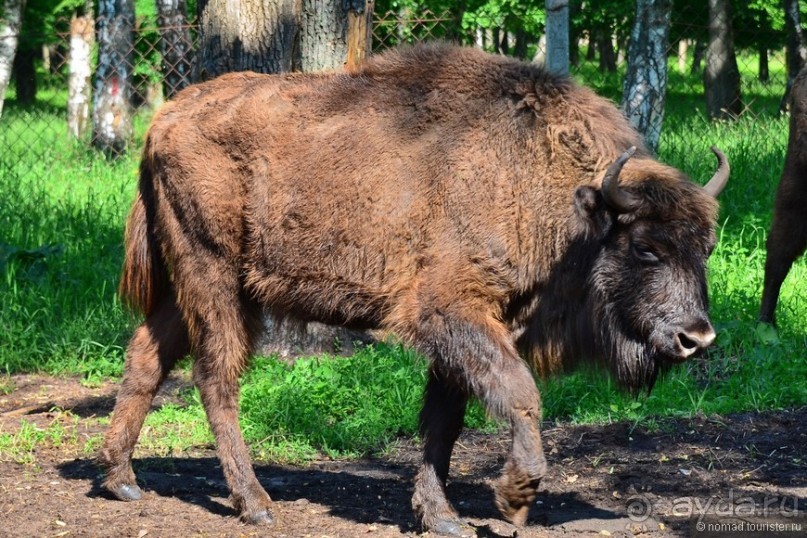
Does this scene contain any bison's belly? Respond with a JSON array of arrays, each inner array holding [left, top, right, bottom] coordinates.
[[243, 225, 416, 330]]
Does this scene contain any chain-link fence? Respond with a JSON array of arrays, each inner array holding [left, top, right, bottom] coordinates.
[[0, 7, 795, 180]]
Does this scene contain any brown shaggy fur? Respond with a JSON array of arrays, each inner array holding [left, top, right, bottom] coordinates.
[[760, 67, 807, 324], [101, 43, 725, 534]]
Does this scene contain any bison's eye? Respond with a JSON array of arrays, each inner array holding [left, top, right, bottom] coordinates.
[[631, 242, 659, 264]]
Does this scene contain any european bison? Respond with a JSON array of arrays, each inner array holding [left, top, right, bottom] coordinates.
[[100, 44, 729, 534], [760, 67, 807, 325]]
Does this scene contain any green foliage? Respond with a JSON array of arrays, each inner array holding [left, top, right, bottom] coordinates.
[[377, 0, 802, 57], [461, 0, 546, 36], [17, 0, 86, 51]]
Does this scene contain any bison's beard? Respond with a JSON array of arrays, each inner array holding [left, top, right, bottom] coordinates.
[[518, 297, 667, 392], [596, 313, 669, 394]]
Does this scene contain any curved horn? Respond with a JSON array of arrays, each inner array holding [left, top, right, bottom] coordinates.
[[601, 146, 639, 213], [703, 146, 730, 198]]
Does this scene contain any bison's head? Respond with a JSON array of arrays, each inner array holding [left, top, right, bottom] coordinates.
[[571, 147, 729, 391]]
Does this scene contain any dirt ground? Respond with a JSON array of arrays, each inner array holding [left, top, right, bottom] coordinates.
[[0, 374, 804, 538]]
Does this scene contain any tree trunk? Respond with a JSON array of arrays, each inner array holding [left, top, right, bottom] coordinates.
[[345, 0, 373, 69], [499, 29, 510, 55], [68, 14, 94, 139], [156, 0, 192, 98], [513, 28, 529, 59], [781, 0, 807, 112], [545, 0, 569, 76], [11, 46, 35, 105], [597, 31, 617, 72], [475, 26, 484, 49], [196, 0, 301, 78], [0, 0, 25, 119], [568, 0, 580, 66], [585, 32, 596, 60], [677, 39, 688, 73], [691, 38, 705, 73], [93, 0, 135, 157], [299, 0, 373, 72], [621, 0, 671, 154], [758, 44, 769, 83], [704, 0, 742, 120], [533, 34, 546, 64]]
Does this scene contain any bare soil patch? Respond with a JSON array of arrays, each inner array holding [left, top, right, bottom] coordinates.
[[0, 374, 804, 537]]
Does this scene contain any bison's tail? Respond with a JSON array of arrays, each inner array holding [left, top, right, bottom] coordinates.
[[119, 158, 169, 317]]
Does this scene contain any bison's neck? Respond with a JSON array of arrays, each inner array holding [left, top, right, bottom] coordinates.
[[513, 231, 600, 377]]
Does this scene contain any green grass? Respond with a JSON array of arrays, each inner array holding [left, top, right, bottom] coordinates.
[[0, 411, 86, 465], [0, 58, 805, 463]]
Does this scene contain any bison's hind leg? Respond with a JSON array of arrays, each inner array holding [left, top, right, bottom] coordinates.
[[760, 199, 807, 324], [99, 298, 189, 500], [179, 274, 272, 524]]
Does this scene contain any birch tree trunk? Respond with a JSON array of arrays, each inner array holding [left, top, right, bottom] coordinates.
[[68, 14, 94, 139], [156, 0, 192, 98], [621, 0, 671, 153], [545, 0, 569, 76], [533, 34, 546, 64], [704, 0, 742, 120], [0, 0, 25, 119], [474, 27, 484, 49], [92, 0, 135, 156]]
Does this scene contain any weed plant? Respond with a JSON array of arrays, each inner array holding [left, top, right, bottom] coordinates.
[[0, 62, 804, 462]]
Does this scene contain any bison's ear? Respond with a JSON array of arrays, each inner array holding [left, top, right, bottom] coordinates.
[[573, 186, 613, 239]]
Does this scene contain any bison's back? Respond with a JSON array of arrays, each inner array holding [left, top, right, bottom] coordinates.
[[143, 43, 644, 330]]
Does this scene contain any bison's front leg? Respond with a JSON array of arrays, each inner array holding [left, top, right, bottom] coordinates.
[[412, 370, 471, 536], [406, 298, 547, 533]]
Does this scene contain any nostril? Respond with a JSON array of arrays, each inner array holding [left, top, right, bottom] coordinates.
[[676, 327, 717, 357], [678, 332, 700, 351]]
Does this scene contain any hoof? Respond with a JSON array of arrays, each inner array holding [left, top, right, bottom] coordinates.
[[240, 508, 275, 526], [430, 518, 476, 537], [108, 483, 143, 502], [496, 498, 530, 527], [494, 475, 540, 527]]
